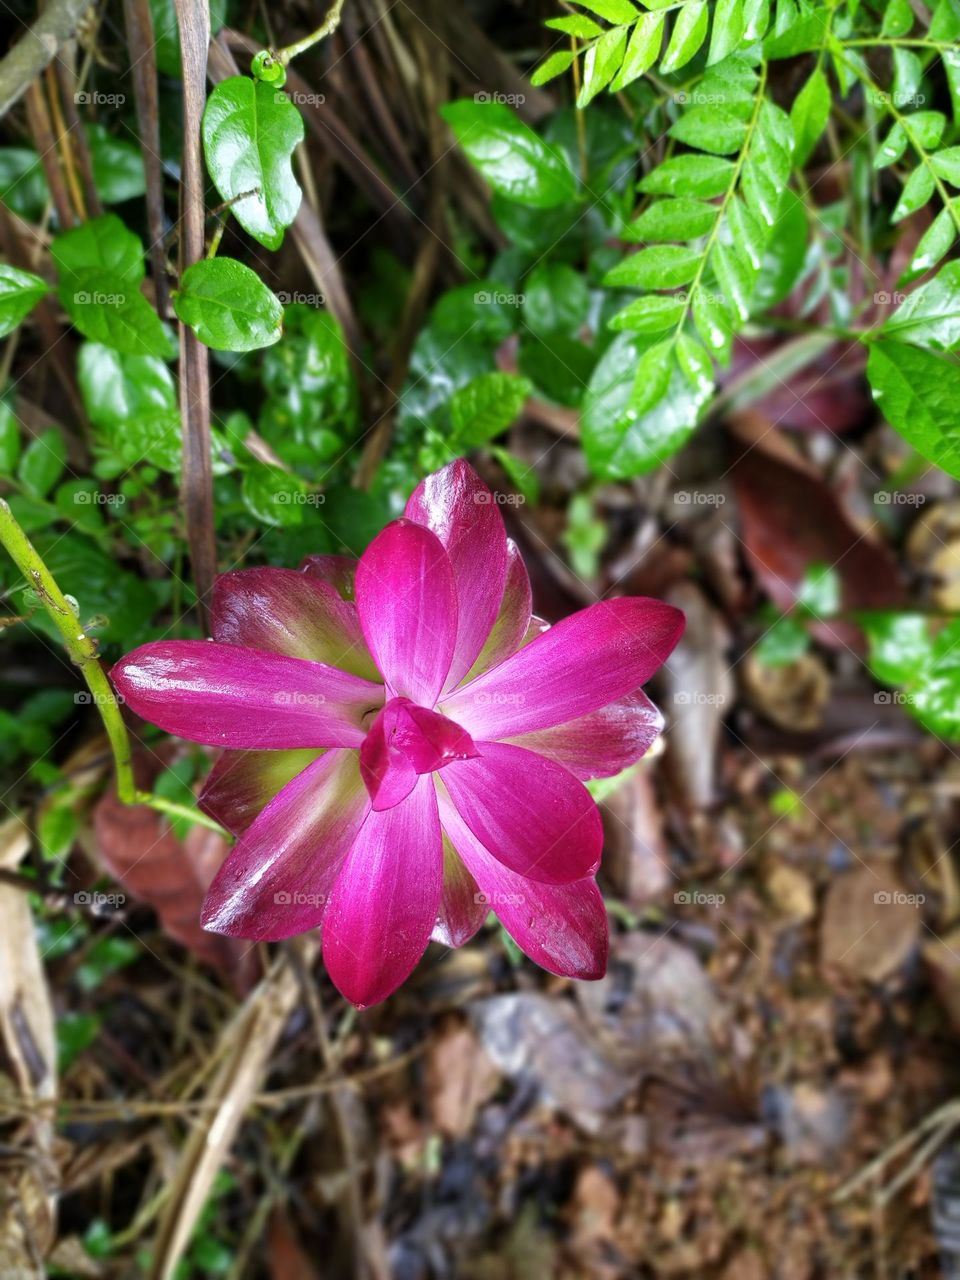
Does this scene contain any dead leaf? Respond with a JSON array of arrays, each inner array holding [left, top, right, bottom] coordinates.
[[742, 652, 830, 731], [820, 866, 920, 982], [425, 1016, 500, 1138]]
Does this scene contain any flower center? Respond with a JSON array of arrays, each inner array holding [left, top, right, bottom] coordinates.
[[359, 696, 477, 811]]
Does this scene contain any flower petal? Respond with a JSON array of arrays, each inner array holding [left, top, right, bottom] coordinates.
[[405, 460, 508, 691], [299, 554, 357, 600], [212, 568, 378, 679], [432, 834, 486, 947], [322, 775, 443, 1007], [506, 690, 664, 780], [445, 598, 684, 739], [359, 697, 477, 811], [355, 519, 458, 704], [198, 748, 324, 835], [111, 641, 382, 748], [201, 750, 369, 940], [439, 742, 602, 885], [461, 539, 532, 682], [438, 790, 607, 979]]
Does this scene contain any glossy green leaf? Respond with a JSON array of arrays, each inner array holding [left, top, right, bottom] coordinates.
[[240, 464, 308, 527], [545, 14, 603, 37], [881, 263, 960, 352], [639, 154, 735, 198], [61, 272, 167, 358], [753, 188, 808, 310], [51, 214, 144, 287], [440, 100, 577, 208], [932, 147, 960, 186], [610, 12, 665, 89], [174, 258, 283, 352], [712, 241, 755, 321], [86, 124, 146, 204], [578, 26, 627, 107], [708, 0, 746, 65], [669, 106, 748, 155], [522, 263, 590, 336], [449, 372, 531, 447], [892, 166, 934, 223], [901, 207, 957, 283], [18, 429, 66, 499], [866, 340, 960, 478], [604, 245, 700, 289], [0, 402, 19, 474], [0, 147, 48, 220], [790, 66, 829, 167], [0, 264, 49, 338], [627, 196, 717, 241], [864, 613, 960, 740], [531, 49, 576, 87], [875, 122, 908, 170], [880, 0, 914, 36], [517, 333, 596, 407], [202, 77, 305, 250], [574, 0, 638, 20], [608, 293, 686, 333], [660, 1, 708, 73], [692, 286, 735, 362]]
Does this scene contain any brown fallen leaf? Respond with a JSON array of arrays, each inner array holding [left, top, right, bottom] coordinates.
[[742, 651, 830, 731], [425, 1014, 500, 1139], [88, 746, 255, 983], [0, 815, 58, 1280], [820, 866, 921, 982]]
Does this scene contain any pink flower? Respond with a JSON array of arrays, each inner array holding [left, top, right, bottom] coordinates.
[[111, 462, 683, 1006]]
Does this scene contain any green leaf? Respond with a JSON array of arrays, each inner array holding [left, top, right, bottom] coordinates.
[[545, 14, 604, 37], [578, 26, 627, 107], [61, 272, 168, 358], [531, 49, 576, 87], [790, 66, 829, 167], [77, 342, 176, 428], [796, 562, 840, 616], [864, 613, 960, 740], [604, 244, 700, 288], [449, 372, 531, 447], [440, 100, 577, 208], [51, 214, 144, 287], [639, 153, 735, 198], [518, 333, 596, 407], [0, 264, 49, 338], [881, 263, 960, 352], [202, 77, 305, 251], [148, 0, 226, 77], [610, 11, 665, 89], [0, 147, 49, 220], [866, 341, 960, 479], [431, 282, 520, 343], [881, 0, 914, 37], [0, 402, 20, 473], [892, 166, 935, 223], [875, 122, 908, 170], [86, 124, 146, 204], [755, 614, 810, 666], [669, 106, 748, 155], [660, 0, 708, 73], [753, 188, 808, 310], [489, 445, 540, 505], [522, 263, 590, 336], [908, 111, 946, 150], [174, 258, 283, 352], [708, 0, 746, 65], [608, 293, 687, 333], [18, 429, 66, 499], [693, 286, 735, 362], [627, 196, 717, 240], [861, 612, 930, 685], [932, 147, 960, 186], [240, 464, 308, 527], [902, 207, 957, 282], [713, 241, 756, 321], [574, 0, 638, 20]]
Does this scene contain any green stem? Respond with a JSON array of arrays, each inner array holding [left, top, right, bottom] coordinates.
[[0, 497, 137, 804], [0, 498, 229, 839], [274, 0, 347, 67]]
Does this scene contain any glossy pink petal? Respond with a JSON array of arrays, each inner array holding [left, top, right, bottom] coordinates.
[[445, 598, 684, 739], [440, 742, 602, 885], [299, 553, 357, 600], [359, 697, 477, 811], [212, 568, 378, 679], [201, 750, 369, 939], [355, 519, 458, 704], [432, 834, 486, 947], [111, 641, 382, 748], [322, 775, 443, 1007], [439, 791, 607, 978], [405, 460, 508, 691], [462, 539, 532, 682], [199, 748, 324, 835], [507, 690, 664, 780]]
